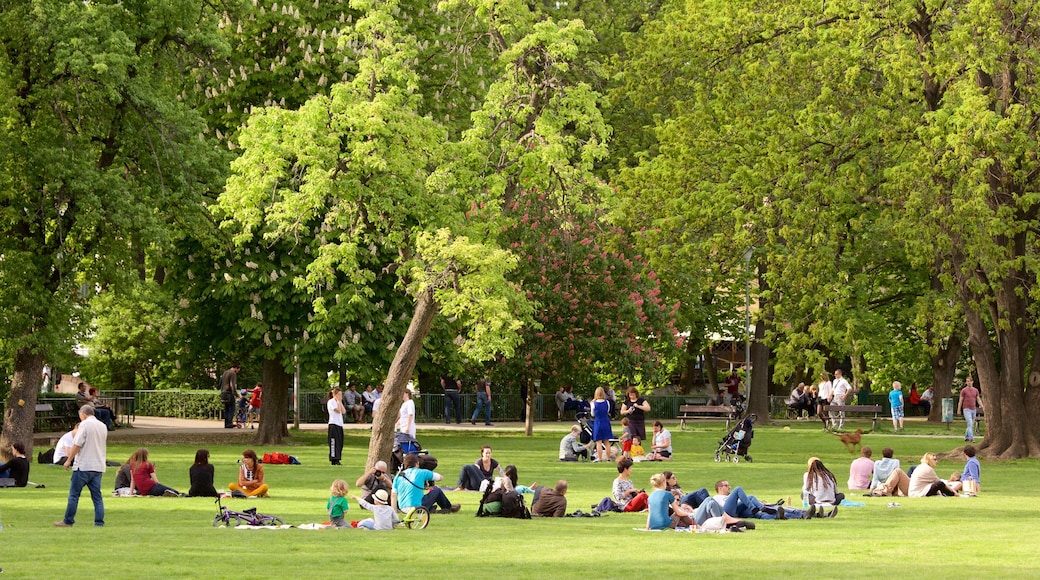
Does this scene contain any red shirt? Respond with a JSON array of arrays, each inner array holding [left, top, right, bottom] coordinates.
[[959, 386, 979, 411], [250, 387, 262, 408], [133, 462, 157, 495]]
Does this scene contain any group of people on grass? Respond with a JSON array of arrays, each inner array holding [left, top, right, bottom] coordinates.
[[848, 445, 980, 498]]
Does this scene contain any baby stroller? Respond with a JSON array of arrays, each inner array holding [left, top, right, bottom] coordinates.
[[714, 413, 756, 463], [390, 432, 438, 474], [575, 411, 622, 457]]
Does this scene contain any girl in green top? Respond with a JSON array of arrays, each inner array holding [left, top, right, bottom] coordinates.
[[327, 479, 351, 528]]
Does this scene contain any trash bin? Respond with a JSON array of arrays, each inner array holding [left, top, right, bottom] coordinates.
[[941, 397, 955, 424]]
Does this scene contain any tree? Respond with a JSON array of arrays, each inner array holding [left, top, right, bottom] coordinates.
[[216, 0, 532, 463], [0, 0, 225, 457]]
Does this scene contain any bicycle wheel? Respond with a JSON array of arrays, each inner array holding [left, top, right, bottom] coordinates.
[[213, 514, 228, 527], [404, 506, 430, 530], [260, 515, 285, 526]]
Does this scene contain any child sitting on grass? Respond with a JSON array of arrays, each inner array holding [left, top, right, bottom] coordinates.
[[327, 479, 351, 528], [352, 489, 400, 530], [630, 436, 645, 460]]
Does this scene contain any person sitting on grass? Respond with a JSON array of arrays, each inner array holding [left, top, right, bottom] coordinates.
[[559, 425, 591, 462], [128, 448, 183, 497], [393, 454, 459, 514], [327, 479, 351, 528], [848, 446, 874, 490], [647, 472, 694, 529], [188, 449, 218, 498], [803, 457, 842, 517], [869, 447, 901, 495], [907, 452, 958, 497], [229, 449, 269, 497], [961, 445, 981, 495], [645, 421, 672, 461], [353, 489, 399, 530], [612, 457, 649, 512], [0, 442, 30, 487], [455, 445, 504, 491]]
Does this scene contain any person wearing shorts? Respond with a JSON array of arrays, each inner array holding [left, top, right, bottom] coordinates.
[[889, 382, 905, 432]]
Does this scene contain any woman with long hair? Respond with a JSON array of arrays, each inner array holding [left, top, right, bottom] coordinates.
[[229, 449, 269, 497], [802, 457, 841, 518], [129, 448, 182, 497], [188, 449, 218, 497], [591, 387, 614, 462]]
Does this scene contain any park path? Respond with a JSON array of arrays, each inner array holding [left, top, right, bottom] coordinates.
[[105, 416, 574, 441]]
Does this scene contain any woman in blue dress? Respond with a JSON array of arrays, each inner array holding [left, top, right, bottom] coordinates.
[[591, 387, 614, 462]]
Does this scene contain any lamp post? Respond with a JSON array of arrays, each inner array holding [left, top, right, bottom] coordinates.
[[743, 247, 754, 403]]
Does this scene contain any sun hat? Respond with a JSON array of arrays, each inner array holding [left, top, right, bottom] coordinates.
[[373, 489, 389, 505]]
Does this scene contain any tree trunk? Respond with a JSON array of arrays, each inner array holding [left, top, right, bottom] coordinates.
[[524, 378, 534, 436], [253, 358, 290, 445], [703, 346, 718, 394], [364, 288, 438, 470], [928, 331, 962, 422], [679, 337, 701, 394], [962, 298, 1040, 459], [748, 267, 771, 422], [1, 348, 45, 461]]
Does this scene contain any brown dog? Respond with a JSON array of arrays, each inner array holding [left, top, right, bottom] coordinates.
[[837, 429, 864, 453]]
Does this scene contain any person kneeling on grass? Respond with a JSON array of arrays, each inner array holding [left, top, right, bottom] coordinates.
[[229, 449, 269, 497], [353, 489, 400, 530], [392, 454, 459, 514]]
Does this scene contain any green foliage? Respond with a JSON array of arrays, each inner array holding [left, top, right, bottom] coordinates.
[[135, 390, 224, 419]]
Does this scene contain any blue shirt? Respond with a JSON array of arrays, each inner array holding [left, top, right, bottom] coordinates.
[[647, 490, 674, 530], [889, 389, 904, 409], [393, 467, 435, 509], [962, 457, 981, 483]]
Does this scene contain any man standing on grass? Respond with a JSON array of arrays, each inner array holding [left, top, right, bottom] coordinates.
[[54, 405, 107, 527]]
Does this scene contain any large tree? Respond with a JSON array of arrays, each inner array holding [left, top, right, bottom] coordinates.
[[216, 0, 533, 463], [0, 0, 224, 457]]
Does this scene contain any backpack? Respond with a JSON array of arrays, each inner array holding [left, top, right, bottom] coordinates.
[[499, 490, 531, 519], [594, 496, 620, 513]]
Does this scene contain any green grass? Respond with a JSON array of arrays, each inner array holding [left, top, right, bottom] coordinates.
[[0, 418, 1035, 579]]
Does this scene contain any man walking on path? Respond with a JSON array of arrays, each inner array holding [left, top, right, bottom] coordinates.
[[470, 379, 493, 426], [958, 376, 982, 443], [54, 405, 108, 527], [441, 374, 463, 424], [220, 363, 241, 428]]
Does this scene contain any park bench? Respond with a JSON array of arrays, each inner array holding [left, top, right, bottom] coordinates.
[[678, 404, 738, 431], [35, 400, 79, 433], [821, 404, 883, 432]]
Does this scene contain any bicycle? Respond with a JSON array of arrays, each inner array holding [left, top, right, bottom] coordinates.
[[213, 496, 285, 527], [395, 506, 430, 530]]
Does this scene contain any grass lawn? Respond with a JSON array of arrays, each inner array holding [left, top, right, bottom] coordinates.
[[1, 418, 1037, 579]]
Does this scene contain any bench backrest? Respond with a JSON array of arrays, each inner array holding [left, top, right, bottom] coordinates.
[[36, 403, 54, 412], [823, 404, 881, 412], [679, 405, 735, 413]]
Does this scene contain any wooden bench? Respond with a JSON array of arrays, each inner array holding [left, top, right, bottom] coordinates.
[[821, 404, 883, 432], [678, 405, 738, 430], [35, 401, 78, 433]]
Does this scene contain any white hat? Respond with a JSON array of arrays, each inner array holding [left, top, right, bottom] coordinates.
[[373, 489, 389, 505]]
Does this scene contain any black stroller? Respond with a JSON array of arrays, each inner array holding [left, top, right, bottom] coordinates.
[[390, 432, 438, 474], [714, 412, 756, 463], [575, 411, 622, 457]]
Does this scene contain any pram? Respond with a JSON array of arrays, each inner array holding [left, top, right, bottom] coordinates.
[[714, 412, 756, 463], [390, 432, 438, 474], [575, 411, 622, 457]]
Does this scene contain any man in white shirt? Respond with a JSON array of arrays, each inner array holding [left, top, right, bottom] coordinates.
[[398, 389, 416, 438], [53, 425, 77, 465], [831, 369, 852, 430], [55, 406, 108, 527]]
